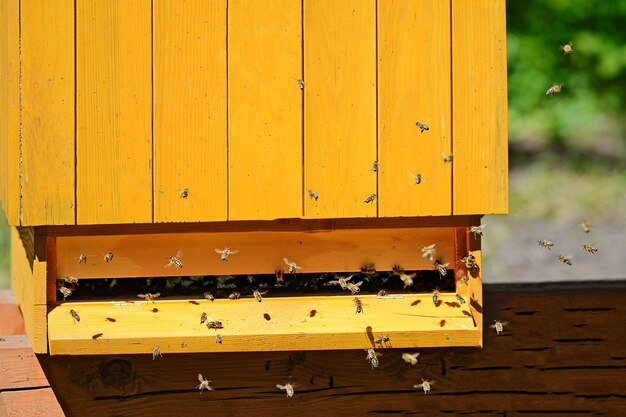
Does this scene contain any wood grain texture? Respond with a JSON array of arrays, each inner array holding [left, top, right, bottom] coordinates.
[[38, 284, 626, 416], [228, 0, 303, 220], [378, 0, 452, 217], [153, 0, 227, 222], [0, 389, 64, 417], [20, 0, 74, 225], [304, 0, 377, 219], [76, 0, 152, 224], [452, 0, 508, 215], [0, 337, 48, 390]]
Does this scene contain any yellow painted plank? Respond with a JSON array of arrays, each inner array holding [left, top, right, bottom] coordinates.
[[304, 0, 377, 218], [378, 0, 452, 217], [20, 0, 75, 225], [228, 0, 302, 220], [76, 0, 152, 224], [452, 0, 508, 215], [153, 0, 227, 222], [48, 293, 480, 354], [0, 0, 7, 220]]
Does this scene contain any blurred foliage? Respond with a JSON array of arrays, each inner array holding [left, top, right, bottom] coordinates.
[[507, 0, 626, 170]]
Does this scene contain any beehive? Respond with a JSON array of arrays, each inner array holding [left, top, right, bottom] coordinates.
[[1, 0, 507, 354]]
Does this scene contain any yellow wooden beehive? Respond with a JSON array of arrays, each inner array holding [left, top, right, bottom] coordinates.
[[1, 0, 507, 355]]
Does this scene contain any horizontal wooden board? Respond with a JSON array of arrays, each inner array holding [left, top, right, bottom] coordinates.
[[47, 293, 479, 355], [55, 227, 457, 279], [0, 389, 64, 417]]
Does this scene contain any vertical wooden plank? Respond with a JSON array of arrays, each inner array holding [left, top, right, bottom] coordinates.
[[452, 0, 508, 215], [153, 0, 227, 222], [21, 0, 75, 225], [304, 0, 377, 219], [0, 0, 8, 220], [228, 0, 302, 221], [378, 0, 451, 217], [76, 0, 152, 224]]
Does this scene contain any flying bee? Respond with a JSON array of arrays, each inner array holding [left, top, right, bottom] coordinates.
[[70, 309, 80, 322], [346, 281, 363, 295], [420, 243, 437, 262], [283, 258, 302, 274], [275, 269, 285, 284], [153, 346, 162, 360], [458, 273, 469, 286], [78, 254, 87, 264], [402, 352, 420, 365], [104, 252, 114, 262], [64, 276, 79, 285], [432, 288, 440, 306], [360, 263, 376, 275], [228, 291, 241, 300], [560, 41, 573, 54], [470, 225, 485, 238], [435, 260, 449, 277], [354, 297, 363, 314], [59, 286, 72, 301], [582, 243, 598, 254], [216, 334, 223, 344], [364, 193, 377, 203], [200, 312, 207, 325], [538, 240, 554, 250], [180, 188, 189, 199], [137, 293, 161, 303], [415, 121, 429, 133], [276, 382, 295, 398], [297, 79, 305, 90], [365, 348, 381, 369], [373, 335, 390, 345], [442, 154, 453, 163], [393, 266, 416, 288], [215, 247, 238, 261], [207, 320, 224, 330], [455, 294, 466, 304], [490, 320, 508, 335], [372, 160, 379, 172], [307, 189, 319, 200], [546, 83, 563, 96], [197, 374, 214, 392], [408, 171, 422, 185], [557, 254, 573, 266], [580, 219, 591, 233], [414, 379, 434, 395], [166, 252, 183, 268], [203, 292, 215, 301]]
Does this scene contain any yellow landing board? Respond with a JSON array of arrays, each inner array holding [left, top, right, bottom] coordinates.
[[76, 0, 152, 224], [228, 0, 303, 220], [153, 0, 227, 222], [304, 0, 377, 219], [378, 0, 452, 217]]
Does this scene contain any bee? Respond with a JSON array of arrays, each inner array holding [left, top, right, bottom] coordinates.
[[392, 265, 416, 288], [354, 297, 363, 314], [372, 160, 379, 172], [283, 258, 302, 274], [215, 247, 238, 261], [373, 335, 390, 345], [152, 346, 162, 360], [414, 379, 434, 394], [105, 317, 116, 322], [420, 244, 437, 262], [253, 289, 264, 302], [408, 171, 422, 185], [442, 154, 453, 163], [78, 254, 87, 264], [560, 41, 573, 54], [166, 253, 183, 269], [275, 269, 285, 284], [180, 188, 189, 199], [458, 273, 469, 286], [432, 288, 440, 306], [490, 319, 508, 335], [538, 240, 554, 250], [364, 193, 377, 203], [104, 252, 114, 262], [580, 219, 591, 233], [365, 348, 381, 369], [197, 374, 214, 392], [360, 263, 376, 275], [181, 341, 187, 348], [138, 293, 161, 303], [455, 294, 466, 304], [203, 292, 215, 301], [200, 312, 207, 325], [460, 254, 478, 270], [228, 291, 241, 300], [207, 320, 224, 330], [307, 189, 319, 200], [58, 286, 72, 301], [470, 225, 485, 238], [70, 309, 80, 322], [376, 289, 387, 297], [92, 333, 103, 340], [215, 334, 223, 344], [546, 83, 563, 96], [435, 260, 449, 277], [582, 243, 598, 254], [402, 352, 420, 365], [64, 276, 79, 285], [415, 121, 429, 133], [276, 382, 295, 398], [297, 79, 305, 90], [557, 255, 573, 266], [346, 281, 363, 295]]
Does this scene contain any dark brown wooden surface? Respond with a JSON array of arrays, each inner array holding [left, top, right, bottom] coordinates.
[[35, 282, 626, 416]]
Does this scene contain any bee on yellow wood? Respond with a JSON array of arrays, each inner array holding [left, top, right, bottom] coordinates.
[[490, 320, 508, 335], [253, 290, 267, 303], [78, 254, 87, 264], [360, 263, 376, 275], [582, 243, 598, 254], [414, 379, 434, 394], [228, 291, 241, 300], [580, 219, 591, 233], [354, 297, 363, 314], [435, 260, 450, 277], [92, 333, 103, 340], [58, 286, 72, 301], [137, 293, 161, 303], [376, 289, 387, 297], [557, 254, 573, 266], [442, 154, 453, 163], [365, 348, 382, 369], [70, 309, 80, 322], [215, 247, 238, 262], [546, 83, 563, 96], [373, 335, 390, 345], [402, 352, 420, 365], [283, 258, 302, 274], [200, 312, 207, 325], [197, 374, 214, 392], [203, 292, 215, 301], [408, 171, 422, 185], [104, 252, 114, 263], [308, 189, 319, 200], [538, 240, 554, 250], [415, 121, 429, 133], [470, 225, 485, 238], [180, 188, 189, 199], [275, 269, 285, 284], [207, 320, 224, 330], [458, 273, 470, 286], [276, 382, 295, 397], [372, 160, 380, 172], [181, 341, 187, 348], [420, 243, 437, 262], [460, 254, 478, 271], [432, 288, 440, 306], [455, 294, 466, 304], [297, 79, 305, 90], [153, 346, 162, 360], [560, 41, 573, 54], [216, 334, 223, 344], [64, 276, 79, 285], [364, 193, 377, 204]]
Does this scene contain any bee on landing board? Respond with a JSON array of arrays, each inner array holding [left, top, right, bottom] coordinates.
[[137, 293, 161, 303], [432, 288, 440, 306], [200, 312, 207, 325], [104, 252, 114, 262], [283, 258, 302, 274], [307, 189, 319, 200], [408, 171, 422, 185], [455, 294, 466, 304], [69, 309, 80, 322], [538, 240, 554, 250], [197, 374, 214, 392], [372, 160, 380, 172], [402, 352, 420, 365], [354, 297, 363, 314], [297, 79, 305, 90], [228, 291, 241, 300], [253, 290, 268, 302], [153, 346, 162, 360], [415, 121, 429, 133], [203, 292, 215, 301], [442, 154, 453, 163], [364, 193, 377, 204], [276, 382, 295, 397], [78, 254, 87, 264], [215, 247, 238, 262], [180, 188, 189, 199], [373, 335, 390, 345], [414, 379, 435, 394]]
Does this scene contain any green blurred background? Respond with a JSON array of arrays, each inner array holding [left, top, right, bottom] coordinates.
[[1, 0, 625, 287]]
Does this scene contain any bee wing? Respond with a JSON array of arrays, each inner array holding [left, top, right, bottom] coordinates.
[[230, 250, 239, 255], [215, 248, 224, 254], [489, 323, 497, 328], [413, 384, 424, 389], [154, 293, 161, 298], [164, 261, 172, 268], [276, 384, 286, 390], [501, 321, 510, 326], [198, 373, 204, 382], [375, 352, 383, 358], [207, 385, 215, 391], [346, 275, 354, 282], [176, 250, 183, 258], [283, 258, 292, 266], [442, 263, 450, 268], [355, 281, 363, 287], [137, 294, 146, 299]]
